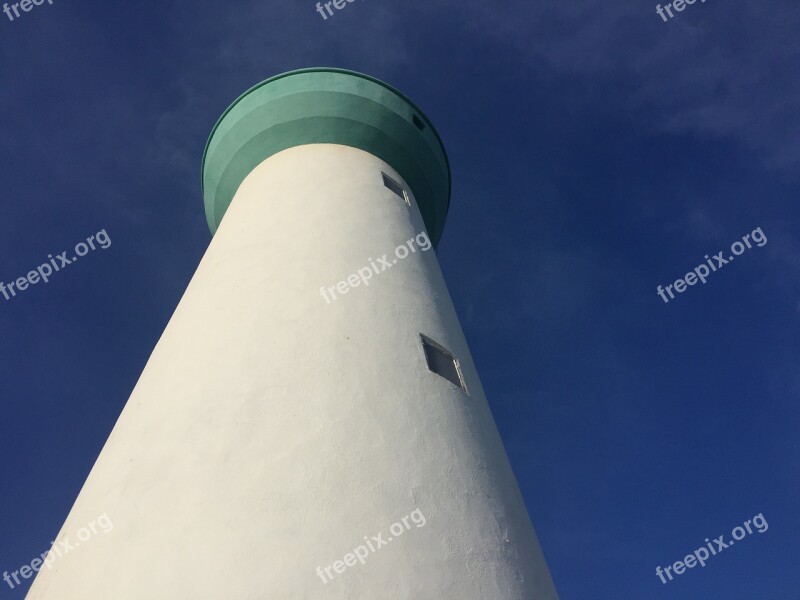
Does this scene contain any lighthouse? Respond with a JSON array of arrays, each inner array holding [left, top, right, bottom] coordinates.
[[26, 68, 559, 599]]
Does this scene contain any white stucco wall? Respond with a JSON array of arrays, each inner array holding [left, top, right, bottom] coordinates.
[[26, 144, 559, 599]]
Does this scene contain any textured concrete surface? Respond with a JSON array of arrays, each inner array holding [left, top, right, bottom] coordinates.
[[27, 144, 559, 599]]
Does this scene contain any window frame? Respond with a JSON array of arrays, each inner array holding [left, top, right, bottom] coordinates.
[[381, 171, 411, 206], [420, 334, 469, 395]]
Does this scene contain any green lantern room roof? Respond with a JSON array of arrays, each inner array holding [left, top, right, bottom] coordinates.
[[201, 68, 452, 247]]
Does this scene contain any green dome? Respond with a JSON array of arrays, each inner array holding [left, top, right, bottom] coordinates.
[[201, 68, 451, 247]]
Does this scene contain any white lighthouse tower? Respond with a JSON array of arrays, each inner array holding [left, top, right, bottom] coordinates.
[[26, 68, 559, 599]]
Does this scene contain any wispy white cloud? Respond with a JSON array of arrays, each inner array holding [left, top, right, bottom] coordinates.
[[425, 0, 800, 172]]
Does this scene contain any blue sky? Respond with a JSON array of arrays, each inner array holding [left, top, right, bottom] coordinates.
[[1, 0, 799, 598]]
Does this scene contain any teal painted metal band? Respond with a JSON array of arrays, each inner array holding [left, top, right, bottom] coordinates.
[[201, 68, 451, 247]]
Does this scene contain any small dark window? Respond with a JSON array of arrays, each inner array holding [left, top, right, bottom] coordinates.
[[421, 335, 467, 393], [381, 172, 410, 205], [412, 114, 425, 130]]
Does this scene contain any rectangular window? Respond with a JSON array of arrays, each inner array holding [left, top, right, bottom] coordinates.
[[381, 172, 410, 206], [412, 114, 426, 130], [421, 335, 467, 393]]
